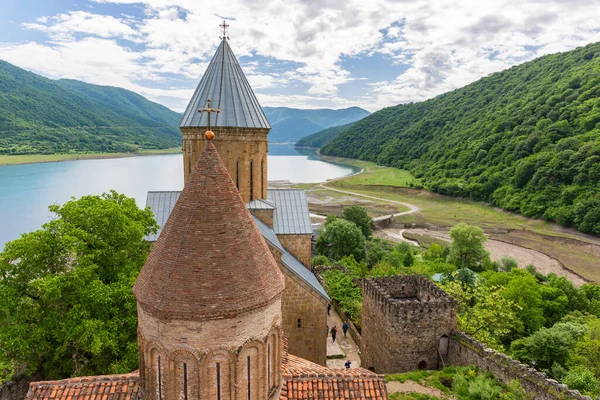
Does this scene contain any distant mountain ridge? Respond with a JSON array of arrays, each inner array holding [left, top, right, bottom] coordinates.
[[263, 106, 369, 143], [0, 60, 181, 155], [295, 122, 357, 148], [322, 41, 600, 236]]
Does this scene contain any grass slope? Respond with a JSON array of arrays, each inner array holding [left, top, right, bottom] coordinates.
[[322, 41, 600, 236], [0, 60, 181, 155]]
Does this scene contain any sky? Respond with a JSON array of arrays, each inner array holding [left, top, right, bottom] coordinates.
[[1, 1, 600, 113]]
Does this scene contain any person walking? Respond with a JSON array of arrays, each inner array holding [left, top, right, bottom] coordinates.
[[327, 303, 331, 316], [330, 325, 337, 342], [344, 360, 352, 369], [342, 321, 349, 337]]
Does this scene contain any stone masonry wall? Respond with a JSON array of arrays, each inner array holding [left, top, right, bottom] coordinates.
[[251, 209, 274, 228], [182, 127, 270, 203], [0, 372, 41, 400], [281, 270, 328, 366], [361, 276, 457, 373], [137, 298, 283, 400], [278, 234, 312, 268], [265, 241, 327, 365], [448, 332, 592, 400]]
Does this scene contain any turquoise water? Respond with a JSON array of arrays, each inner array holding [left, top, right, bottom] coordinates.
[[0, 145, 357, 248]]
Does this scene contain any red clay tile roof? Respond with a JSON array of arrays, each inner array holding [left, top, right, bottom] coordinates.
[[26, 354, 388, 400], [133, 141, 284, 321], [25, 372, 141, 400], [281, 354, 388, 400]]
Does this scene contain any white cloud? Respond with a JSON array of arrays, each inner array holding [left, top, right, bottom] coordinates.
[[1, 0, 600, 112], [23, 11, 139, 41]]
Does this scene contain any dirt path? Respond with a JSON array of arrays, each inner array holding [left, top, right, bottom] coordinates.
[[320, 178, 421, 219], [387, 380, 452, 398], [387, 229, 586, 286]]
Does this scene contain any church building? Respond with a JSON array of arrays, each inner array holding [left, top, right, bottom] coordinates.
[[146, 31, 325, 365], [25, 26, 389, 400]]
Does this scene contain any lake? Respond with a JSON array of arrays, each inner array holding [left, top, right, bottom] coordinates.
[[0, 144, 357, 248]]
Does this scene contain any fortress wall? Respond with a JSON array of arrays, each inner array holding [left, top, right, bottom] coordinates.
[[448, 332, 592, 400]]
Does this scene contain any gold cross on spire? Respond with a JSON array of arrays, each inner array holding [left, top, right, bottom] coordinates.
[[198, 98, 220, 132], [219, 20, 230, 41]]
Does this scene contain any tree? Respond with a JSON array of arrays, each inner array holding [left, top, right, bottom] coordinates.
[[342, 206, 373, 239], [0, 191, 158, 380], [316, 219, 366, 261], [447, 223, 490, 270], [510, 322, 587, 371], [441, 281, 520, 350]]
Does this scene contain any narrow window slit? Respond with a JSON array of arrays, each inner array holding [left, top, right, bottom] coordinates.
[[158, 356, 162, 400], [183, 362, 188, 400], [216, 362, 221, 400], [247, 355, 251, 400]]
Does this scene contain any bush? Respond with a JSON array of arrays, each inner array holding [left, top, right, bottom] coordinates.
[[562, 366, 600, 396]]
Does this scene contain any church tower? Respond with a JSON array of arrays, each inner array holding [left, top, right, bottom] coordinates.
[[180, 23, 270, 203], [133, 134, 285, 399]]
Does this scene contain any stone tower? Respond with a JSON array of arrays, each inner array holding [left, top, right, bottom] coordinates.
[[180, 37, 270, 203], [361, 275, 457, 373], [133, 137, 285, 399]]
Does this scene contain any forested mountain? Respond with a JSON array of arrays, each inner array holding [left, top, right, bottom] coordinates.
[[322, 42, 600, 235], [0, 61, 181, 154], [295, 122, 356, 148], [264, 106, 369, 143]]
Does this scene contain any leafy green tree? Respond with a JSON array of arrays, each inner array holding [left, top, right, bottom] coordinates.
[[486, 269, 545, 339], [562, 366, 600, 397], [510, 322, 587, 371], [342, 205, 373, 239], [0, 191, 157, 380], [441, 282, 519, 350], [447, 223, 490, 270], [316, 219, 366, 261]]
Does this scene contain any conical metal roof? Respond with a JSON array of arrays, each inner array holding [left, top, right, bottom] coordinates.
[[179, 40, 271, 129]]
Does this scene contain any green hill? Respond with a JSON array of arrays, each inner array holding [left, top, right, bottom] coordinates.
[[322, 42, 600, 235], [0, 60, 181, 155], [295, 122, 357, 148], [263, 106, 369, 143]]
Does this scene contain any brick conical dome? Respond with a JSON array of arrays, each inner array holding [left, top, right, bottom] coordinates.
[[133, 141, 284, 321]]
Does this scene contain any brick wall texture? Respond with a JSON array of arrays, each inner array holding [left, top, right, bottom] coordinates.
[[182, 127, 270, 203], [252, 209, 274, 228], [281, 271, 328, 366], [361, 275, 457, 373], [278, 234, 312, 268], [137, 299, 283, 400], [265, 242, 328, 365]]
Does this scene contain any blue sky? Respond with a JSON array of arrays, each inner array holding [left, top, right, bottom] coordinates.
[[1, 0, 600, 113]]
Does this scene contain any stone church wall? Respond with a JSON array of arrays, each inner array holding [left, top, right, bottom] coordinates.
[[278, 234, 312, 268], [361, 276, 457, 373], [181, 127, 269, 203], [280, 269, 328, 366], [448, 332, 591, 400], [264, 242, 327, 365]]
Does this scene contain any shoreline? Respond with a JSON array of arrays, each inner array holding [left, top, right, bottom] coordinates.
[[0, 148, 182, 166]]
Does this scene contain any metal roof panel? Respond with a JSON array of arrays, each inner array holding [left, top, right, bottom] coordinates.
[[180, 40, 270, 129]]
